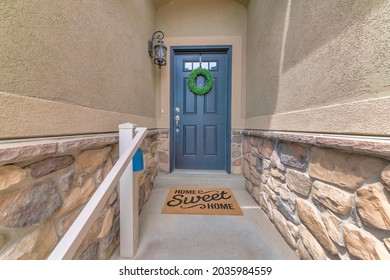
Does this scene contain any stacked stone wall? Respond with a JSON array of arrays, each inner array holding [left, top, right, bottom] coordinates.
[[243, 131, 390, 260], [0, 131, 158, 259]]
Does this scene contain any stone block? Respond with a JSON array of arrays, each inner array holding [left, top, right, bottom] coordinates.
[[0, 234, 6, 249], [270, 150, 285, 171], [76, 147, 112, 174], [107, 191, 118, 206], [75, 215, 103, 256], [322, 211, 344, 247], [245, 180, 254, 193], [0, 143, 56, 166], [270, 168, 285, 181], [249, 136, 260, 146], [57, 136, 117, 154], [355, 183, 390, 230], [58, 171, 74, 193], [56, 177, 95, 217], [243, 160, 251, 179], [259, 192, 273, 221], [99, 216, 120, 259], [110, 144, 119, 159], [261, 183, 277, 201], [158, 138, 169, 151], [102, 157, 113, 179], [384, 238, 390, 251], [278, 142, 308, 170], [276, 197, 300, 225], [27, 221, 58, 259], [267, 177, 282, 194], [0, 165, 26, 191], [280, 184, 296, 211], [312, 181, 353, 215], [298, 225, 327, 260], [286, 169, 312, 197], [0, 229, 40, 259], [296, 198, 338, 255], [158, 163, 169, 174], [140, 138, 150, 153], [243, 137, 251, 154], [231, 144, 242, 158], [55, 207, 83, 236], [343, 223, 390, 260], [256, 157, 271, 172], [309, 147, 385, 191], [232, 158, 242, 166], [150, 141, 158, 154], [150, 164, 158, 179], [157, 151, 169, 164], [231, 165, 242, 175], [250, 166, 261, 181], [297, 239, 313, 260], [272, 209, 297, 249], [258, 138, 274, 159], [98, 208, 115, 238], [76, 241, 99, 260], [28, 155, 74, 178], [232, 134, 243, 144], [381, 165, 390, 192], [0, 180, 62, 228], [287, 221, 299, 239]]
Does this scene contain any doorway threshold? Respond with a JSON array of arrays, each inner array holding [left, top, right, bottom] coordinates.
[[172, 169, 227, 175]]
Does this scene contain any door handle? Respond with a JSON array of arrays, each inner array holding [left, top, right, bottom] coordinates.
[[175, 115, 180, 127], [175, 115, 180, 133]]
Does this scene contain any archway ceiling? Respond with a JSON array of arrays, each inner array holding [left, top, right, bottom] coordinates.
[[153, 0, 249, 9]]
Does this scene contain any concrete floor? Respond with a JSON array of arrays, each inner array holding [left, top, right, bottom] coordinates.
[[110, 172, 298, 260]]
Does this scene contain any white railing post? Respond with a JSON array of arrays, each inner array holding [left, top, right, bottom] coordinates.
[[119, 123, 138, 257]]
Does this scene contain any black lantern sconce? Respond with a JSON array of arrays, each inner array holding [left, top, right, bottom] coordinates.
[[148, 31, 167, 68]]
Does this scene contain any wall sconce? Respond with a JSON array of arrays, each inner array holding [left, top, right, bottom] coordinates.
[[148, 31, 167, 68]]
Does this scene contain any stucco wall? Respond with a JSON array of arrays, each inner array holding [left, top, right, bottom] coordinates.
[[245, 0, 390, 136], [0, 0, 157, 139], [155, 0, 247, 129]]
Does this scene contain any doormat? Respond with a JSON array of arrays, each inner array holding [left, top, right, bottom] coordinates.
[[161, 187, 243, 216]]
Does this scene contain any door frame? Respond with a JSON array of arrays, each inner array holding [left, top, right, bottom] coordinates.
[[169, 45, 232, 173]]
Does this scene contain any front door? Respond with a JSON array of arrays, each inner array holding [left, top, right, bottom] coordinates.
[[172, 48, 230, 171]]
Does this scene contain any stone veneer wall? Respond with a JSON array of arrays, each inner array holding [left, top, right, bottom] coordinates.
[[243, 131, 390, 260], [156, 129, 244, 175], [232, 130, 243, 175], [0, 131, 159, 260]]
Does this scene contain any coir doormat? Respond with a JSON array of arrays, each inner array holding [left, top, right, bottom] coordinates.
[[161, 187, 243, 216]]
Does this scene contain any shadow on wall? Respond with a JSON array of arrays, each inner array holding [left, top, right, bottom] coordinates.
[[245, 0, 288, 120], [245, 0, 389, 134], [283, 0, 386, 72]]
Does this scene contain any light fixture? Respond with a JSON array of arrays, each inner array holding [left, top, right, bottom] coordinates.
[[148, 31, 167, 68]]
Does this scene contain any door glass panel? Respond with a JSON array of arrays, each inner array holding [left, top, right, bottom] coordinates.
[[184, 62, 192, 71], [193, 62, 200, 69], [201, 62, 209, 69], [209, 61, 218, 71]]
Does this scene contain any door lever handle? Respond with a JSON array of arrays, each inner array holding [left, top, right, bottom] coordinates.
[[175, 115, 180, 127]]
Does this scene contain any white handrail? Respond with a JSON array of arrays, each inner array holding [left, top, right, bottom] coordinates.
[[48, 126, 147, 260]]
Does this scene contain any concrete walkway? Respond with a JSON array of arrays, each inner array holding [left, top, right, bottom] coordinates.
[[111, 172, 298, 260]]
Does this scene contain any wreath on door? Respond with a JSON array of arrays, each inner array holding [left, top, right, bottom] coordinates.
[[188, 68, 213, 95]]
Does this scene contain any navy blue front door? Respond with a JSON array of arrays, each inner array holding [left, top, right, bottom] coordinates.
[[172, 50, 229, 170]]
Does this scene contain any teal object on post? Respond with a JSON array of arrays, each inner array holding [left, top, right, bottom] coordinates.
[[133, 148, 144, 172]]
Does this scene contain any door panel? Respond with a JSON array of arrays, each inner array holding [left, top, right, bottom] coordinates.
[[173, 52, 228, 170]]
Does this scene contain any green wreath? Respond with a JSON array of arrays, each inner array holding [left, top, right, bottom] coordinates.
[[188, 68, 213, 95]]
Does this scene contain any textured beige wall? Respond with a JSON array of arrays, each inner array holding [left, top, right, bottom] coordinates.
[[156, 0, 247, 129], [156, 0, 247, 37], [0, 0, 156, 138], [245, 0, 390, 135]]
